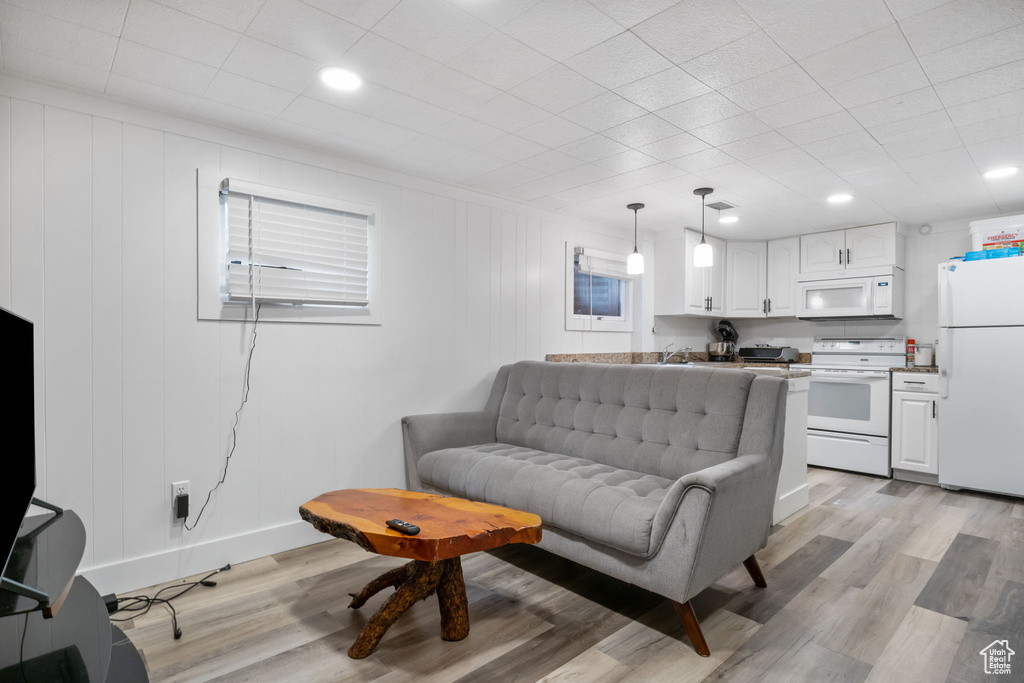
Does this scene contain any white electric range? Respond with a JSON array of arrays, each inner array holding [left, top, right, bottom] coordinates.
[[791, 337, 907, 476]]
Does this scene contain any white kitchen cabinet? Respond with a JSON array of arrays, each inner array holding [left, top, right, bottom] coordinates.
[[725, 237, 798, 318], [800, 222, 903, 273], [891, 374, 938, 476], [653, 229, 726, 317], [767, 237, 799, 317]]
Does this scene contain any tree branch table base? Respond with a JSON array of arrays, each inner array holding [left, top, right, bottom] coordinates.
[[299, 488, 542, 659]]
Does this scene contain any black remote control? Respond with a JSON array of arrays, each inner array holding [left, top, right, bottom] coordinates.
[[386, 519, 420, 535]]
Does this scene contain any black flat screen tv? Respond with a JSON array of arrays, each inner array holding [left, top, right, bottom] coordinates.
[[0, 306, 36, 585]]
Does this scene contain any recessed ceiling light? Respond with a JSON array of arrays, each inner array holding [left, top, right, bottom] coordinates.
[[319, 67, 362, 92], [983, 166, 1018, 179], [719, 215, 739, 224], [827, 193, 854, 204]]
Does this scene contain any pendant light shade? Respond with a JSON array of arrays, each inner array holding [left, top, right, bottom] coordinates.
[[693, 187, 714, 268], [626, 203, 645, 275]]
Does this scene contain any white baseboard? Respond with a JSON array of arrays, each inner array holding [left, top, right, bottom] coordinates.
[[81, 521, 328, 596], [773, 483, 810, 525]]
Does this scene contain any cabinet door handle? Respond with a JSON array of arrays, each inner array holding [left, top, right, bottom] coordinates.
[[762, 299, 767, 313], [768, 298, 772, 313], [839, 248, 843, 265], [710, 296, 713, 310], [932, 401, 936, 419], [847, 248, 851, 264]]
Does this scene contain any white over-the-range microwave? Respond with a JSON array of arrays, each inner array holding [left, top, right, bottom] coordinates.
[[796, 267, 904, 320]]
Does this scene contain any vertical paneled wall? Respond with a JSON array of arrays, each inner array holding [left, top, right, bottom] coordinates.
[[0, 94, 636, 588]]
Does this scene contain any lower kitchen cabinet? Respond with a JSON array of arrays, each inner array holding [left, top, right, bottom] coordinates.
[[891, 373, 938, 478]]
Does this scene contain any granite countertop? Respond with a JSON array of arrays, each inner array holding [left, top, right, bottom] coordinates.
[[892, 366, 939, 373], [543, 352, 811, 379]]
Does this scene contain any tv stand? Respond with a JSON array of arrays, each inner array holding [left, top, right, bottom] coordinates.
[[0, 497, 65, 609]]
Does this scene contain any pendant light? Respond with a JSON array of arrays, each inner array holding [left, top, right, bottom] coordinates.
[[626, 202, 645, 275], [693, 187, 713, 268]]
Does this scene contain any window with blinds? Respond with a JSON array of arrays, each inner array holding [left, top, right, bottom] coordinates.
[[222, 183, 372, 307], [566, 245, 635, 332]]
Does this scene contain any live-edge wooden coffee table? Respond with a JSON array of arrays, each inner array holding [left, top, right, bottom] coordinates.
[[299, 488, 542, 659]]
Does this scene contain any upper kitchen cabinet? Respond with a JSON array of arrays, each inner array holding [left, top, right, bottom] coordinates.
[[726, 237, 799, 318], [800, 222, 903, 273], [654, 229, 726, 317]]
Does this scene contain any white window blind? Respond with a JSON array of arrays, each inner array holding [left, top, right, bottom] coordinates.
[[223, 184, 371, 307], [574, 247, 633, 280]]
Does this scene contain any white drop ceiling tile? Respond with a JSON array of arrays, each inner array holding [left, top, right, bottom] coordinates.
[[691, 113, 771, 146], [586, 0, 681, 28], [751, 90, 843, 129], [0, 45, 108, 92], [617, 75, 707, 119], [372, 93, 459, 133], [301, 0, 400, 30], [623, 162, 689, 184], [303, 78, 397, 115], [548, 162, 617, 187], [720, 64, 820, 111], [0, 3, 119, 71], [476, 134, 549, 162], [632, 0, 760, 65], [111, 40, 217, 97], [848, 86, 943, 128], [247, 0, 363, 63], [603, 113, 682, 147], [446, 32, 555, 91], [345, 117, 422, 150], [593, 149, 661, 173], [153, 0, 261, 32], [559, 134, 631, 162], [947, 88, 1024, 128], [502, 0, 624, 61], [637, 132, 711, 161], [779, 111, 862, 145], [934, 59, 1024, 108], [957, 112, 1024, 145], [505, 175, 573, 201], [192, 98, 273, 131], [764, 0, 893, 61], [105, 73, 199, 114], [561, 92, 646, 132], [682, 30, 793, 90], [657, 91, 744, 131], [799, 24, 915, 89], [745, 146, 823, 176], [898, 146, 976, 179], [882, 128, 964, 160], [278, 95, 367, 134], [868, 109, 955, 145], [899, 0, 1022, 56], [669, 148, 739, 173], [6, 0, 128, 35], [821, 146, 894, 175], [394, 134, 470, 164], [430, 115, 506, 147], [205, 71, 297, 116], [121, 0, 240, 67], [516, 116, 592, 148], [519, 148, 586, 173], [221, 37, 320, 92], [735, 0, 827, 28], [884, 0, 954, 21], [438, 150, 509, 181], [918, 24, 1024, 84], [827, 60, 931, 108], [465, 93, 551, 132], [334, 34, 438, 93], [509, 64, 606, 114], [802, 130, 880, 160], [404, 66, 501, 114], [447, 0, 544, 28], [465, 163, 547, 193], [566, 31, 673, 90], [372, 0, 493, 63], [718, 131, 794, 160], [966, 133, 1024, 169]]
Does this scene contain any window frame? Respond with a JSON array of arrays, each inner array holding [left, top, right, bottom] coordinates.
[[197, 171, 382, 325], [564, 243, 634, 333]]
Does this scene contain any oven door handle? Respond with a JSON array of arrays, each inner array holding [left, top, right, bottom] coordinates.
[[810, 370, 889, 378]]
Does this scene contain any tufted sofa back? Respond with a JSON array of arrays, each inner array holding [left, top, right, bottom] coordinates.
[[495, 361, 759, 481]]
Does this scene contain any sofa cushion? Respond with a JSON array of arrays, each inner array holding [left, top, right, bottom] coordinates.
[[418, 443, 679, 557], [494, 362, 753, 481]]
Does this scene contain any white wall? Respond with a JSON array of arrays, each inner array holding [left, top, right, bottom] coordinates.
[[0, 77, 639, 593]]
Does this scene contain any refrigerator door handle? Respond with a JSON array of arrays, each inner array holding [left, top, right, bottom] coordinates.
[[938, 264, 954, 328], [938, 328, 951, 398]]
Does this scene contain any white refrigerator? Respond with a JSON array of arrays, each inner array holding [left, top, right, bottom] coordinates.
[[938, 257, 1024, 497]]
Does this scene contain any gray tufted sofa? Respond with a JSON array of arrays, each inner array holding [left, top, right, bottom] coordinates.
[[401, 360, 787, 655]]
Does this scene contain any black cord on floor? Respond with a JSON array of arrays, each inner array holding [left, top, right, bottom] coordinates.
[[110, 564, 231, 640], [185, 302, 261, 531]]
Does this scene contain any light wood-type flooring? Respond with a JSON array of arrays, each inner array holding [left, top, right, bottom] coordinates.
[[121, 467, 1024, 682]]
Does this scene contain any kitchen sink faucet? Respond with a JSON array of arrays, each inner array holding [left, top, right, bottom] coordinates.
[[661, 344, 692, 364]]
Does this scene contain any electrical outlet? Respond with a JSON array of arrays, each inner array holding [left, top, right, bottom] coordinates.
[[172, 480, 190, 502]]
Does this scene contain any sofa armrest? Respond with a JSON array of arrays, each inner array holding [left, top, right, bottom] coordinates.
[[401, 412, 498, 491], [669, 454, 775, 599]]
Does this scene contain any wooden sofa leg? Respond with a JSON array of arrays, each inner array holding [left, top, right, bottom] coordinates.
[[672, 600, 710, 657], [743, 555, 767, 588]]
